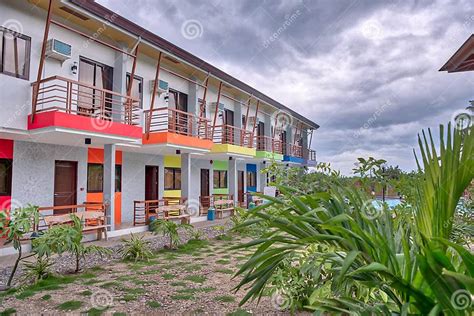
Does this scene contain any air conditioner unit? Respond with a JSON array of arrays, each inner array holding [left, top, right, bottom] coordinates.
[[46, 39, 72, 62], [150, 79, 169, 94], [210, 102, 225, 111]]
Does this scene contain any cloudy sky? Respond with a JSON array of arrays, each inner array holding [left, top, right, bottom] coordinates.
[[98, 0, 473, 175]]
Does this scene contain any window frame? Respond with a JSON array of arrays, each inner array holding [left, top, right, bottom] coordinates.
[[164, 167, 181, 190], [0, 27, 31, 80], [87, 163, 104, 193], [0, 159, 13, 196], [126, 73, 144, 108], [247, 171, 257, 187], [87, 163, 122, 193], [213, 170, 228, 189]]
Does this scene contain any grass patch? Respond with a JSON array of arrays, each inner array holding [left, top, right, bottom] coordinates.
[[235, 256, 247, 261], [121, 287, 145, 295], [141, 269, 161, 275], [215, 259, 230, 265], [147, 301, 162, 308], [0, 308, 16, 316], [41, 294, 52, 300], [121, 294, 138, 302], [226, 308, 252, 316], [170, 281, 187, 287], [171, 293, 195, 300], [85, 307, 108, 316], [100, 281, 121, 289], [162, 273, 175, 280], [14, 275, 77, 299], [76, 272, 97, 279], [83, 279, 99, 285], [177, 287, 215, 294], [183, 264, 203, 272], [176, 239, 209, 254], [80, 290, 93, 296], [215, 268, 234, 274], [112, 313, 127, 316], [57, 300, 83, 311], [89, 266, 106, 272], [184, 275, 206, 284], [215, 234, 233, 241], [215, 295, 235, 303]]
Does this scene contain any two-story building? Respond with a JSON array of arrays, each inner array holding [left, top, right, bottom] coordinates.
[[0, 0, 318, 233]]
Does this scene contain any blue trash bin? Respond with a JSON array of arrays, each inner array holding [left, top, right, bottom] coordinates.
[[207, 207, 215, 221]]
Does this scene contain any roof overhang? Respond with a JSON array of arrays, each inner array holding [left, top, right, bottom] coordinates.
[[440, 35, 474, 73]]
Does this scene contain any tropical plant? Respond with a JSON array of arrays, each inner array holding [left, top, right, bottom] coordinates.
[[150, 219, 192, 249], [21, 256, 53, 283], [120, 233, 154, 262], [234, 123, 474, 315], [0, 205, 39, 288], [32, 215, 111, 273], [189, 228, 205, 241]]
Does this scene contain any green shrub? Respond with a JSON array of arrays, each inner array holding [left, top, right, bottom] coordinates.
[[120, 234, 154, 262]]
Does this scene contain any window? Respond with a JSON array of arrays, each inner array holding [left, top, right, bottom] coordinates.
[[87, 163, 103, 193], [247, 171, 256, 187], [164, 168, 181, 190], [87, 163, 122, 193], [115, 165, 122, 193], [0, 159, 13, 196], [169, 89, 188, 112], [126, 73, 143, 108], [0, 27, 31, 80], [213, 170, 227, 189]]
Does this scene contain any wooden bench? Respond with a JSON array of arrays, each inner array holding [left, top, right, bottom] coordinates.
[[133, 199, 189, 225], [38, 204, 109, 240], [214, 199, 235, 219], [155, 205, 190, 224], [200, 194, 234, 216]]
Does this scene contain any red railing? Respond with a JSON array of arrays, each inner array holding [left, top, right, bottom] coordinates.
[[144, 107, 211, 139], [31, 76, 141, 125], [255, 136, 283, 154], [287, 144, 303, 158], [213, 125, 253, 148]]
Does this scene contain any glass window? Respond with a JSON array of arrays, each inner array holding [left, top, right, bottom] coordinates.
[[164, 168, 181, 190], [87, 163, 121, 193], [213, 170, 228, 189], [87, 163, 103, 193], [115, 165, 122, 193], [0, 27, 31, 80], [0, 159, 13, 196], [126, 73, 143, 108], [247, 171, 256, 187]]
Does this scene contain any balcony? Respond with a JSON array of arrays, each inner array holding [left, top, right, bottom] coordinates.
[[29, 76, 142, 140], [143, 107, 213, 150], [211, 125, 256, 157], [255, 136, 284, 160], [283, 144, 305, 164], [304, 149, 317, 166]]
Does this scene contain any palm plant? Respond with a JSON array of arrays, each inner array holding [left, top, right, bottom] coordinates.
[[120, 233, 154, 262], [234, 123, 473, 315], [150, 219, 192, 249], [21, 256, 53, 283], [32, 215, 111, 273]]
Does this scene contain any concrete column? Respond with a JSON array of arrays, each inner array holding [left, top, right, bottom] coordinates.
[[302, 129, 309, 160], [158, 164, 165, 199], [188, 78, 198, 136], [103, 144, 116, 231], [258, 162, 267, 192], [113, 43, 128, 122], [228, 157, 238, 203], [209, 160, 214, 195], [181, 153, 191, 201], [234, 100, 243, 145]]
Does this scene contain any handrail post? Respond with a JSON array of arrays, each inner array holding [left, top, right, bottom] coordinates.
[[211, 82, 223, 139]]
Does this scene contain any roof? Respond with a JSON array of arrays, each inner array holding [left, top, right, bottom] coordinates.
[[439, 34, 474, 73], [69, 0, 320, 130]]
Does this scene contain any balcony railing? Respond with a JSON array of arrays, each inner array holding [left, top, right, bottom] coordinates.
[[144, 107, 211, 139], [213, 125, 253, 148], [255, 136, 283, 154], [304, 149, 317, 161], [287, 144, 303, 158], [31, 76, 140, 125]]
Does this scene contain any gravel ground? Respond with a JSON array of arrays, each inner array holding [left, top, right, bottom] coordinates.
[[0, 224, 295, 315]]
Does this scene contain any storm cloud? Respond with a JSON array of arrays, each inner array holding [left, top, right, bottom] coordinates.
[[98, 0, 474, 174]]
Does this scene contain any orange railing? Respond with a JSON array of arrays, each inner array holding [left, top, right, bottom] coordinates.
[[31, 76, 141, 125], [255, 136, 283, 154], [213, 125, 253, 147], [144, 107, 211, 139], [287, 144, 303, 158]]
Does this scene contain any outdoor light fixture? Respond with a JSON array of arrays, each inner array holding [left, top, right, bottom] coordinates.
[[85, 138, 91, 145], [210, 160, 213, 164], [71, 61, 78, 75], [176, 150, 181, 155], [262, 161, 266, 165], [229, 157, 233, 161]]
